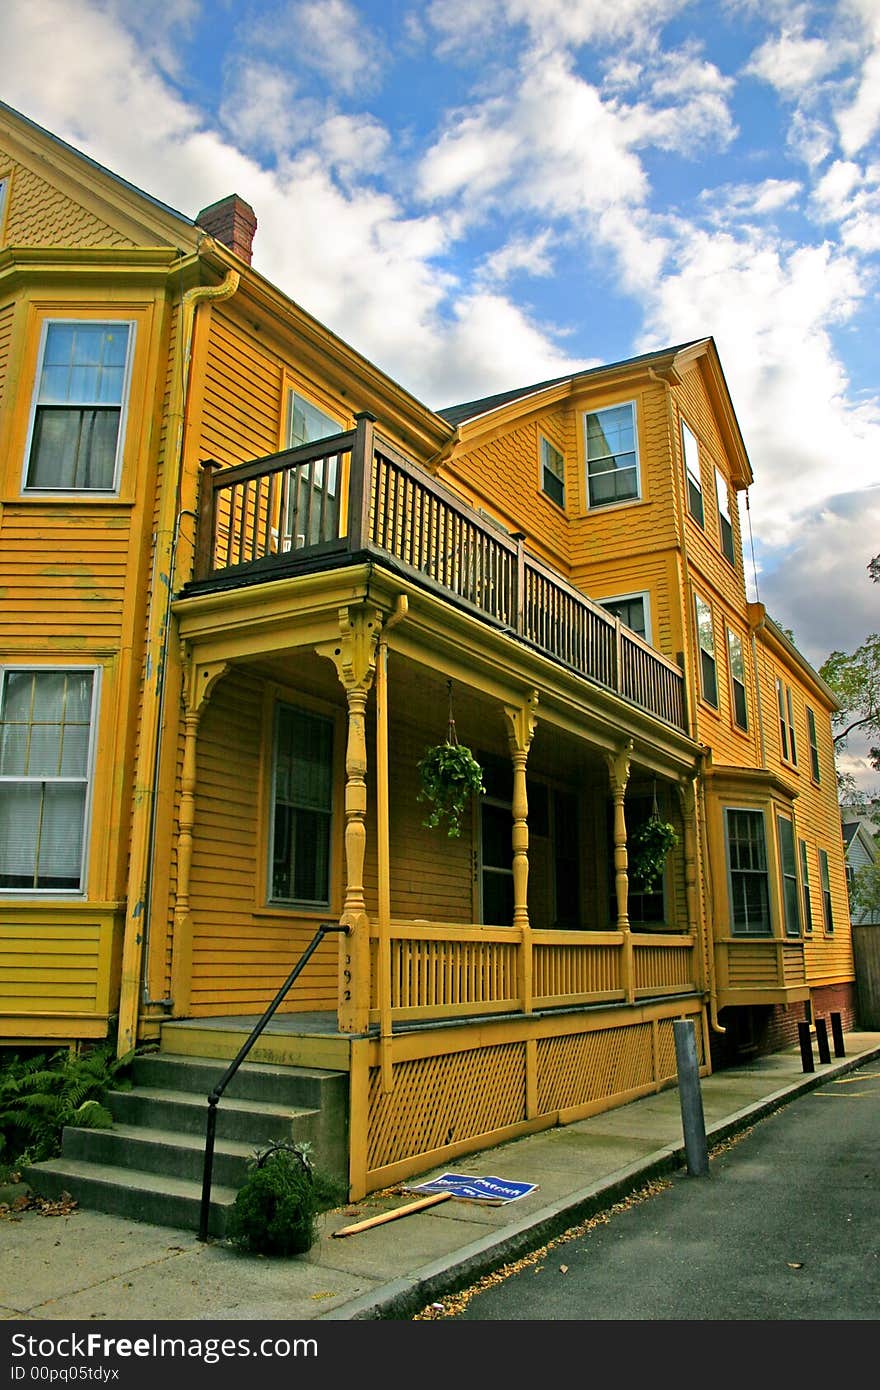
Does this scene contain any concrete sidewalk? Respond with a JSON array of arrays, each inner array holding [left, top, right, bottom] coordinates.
[[2, 1030, 879, 1323]]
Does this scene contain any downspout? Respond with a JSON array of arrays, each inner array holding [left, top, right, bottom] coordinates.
[[116, 264, 240, 1056], [376, 594, 408, 1092], [695, 746, 725, 1035]]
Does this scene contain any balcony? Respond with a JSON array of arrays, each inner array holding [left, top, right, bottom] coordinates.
[[190, 413, 686, 732]]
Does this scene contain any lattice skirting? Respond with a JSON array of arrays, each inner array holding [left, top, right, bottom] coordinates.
[[352, 1001, 706, 1195]]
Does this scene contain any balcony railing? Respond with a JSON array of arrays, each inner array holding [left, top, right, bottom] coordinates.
[[193, 413, 686, 730]]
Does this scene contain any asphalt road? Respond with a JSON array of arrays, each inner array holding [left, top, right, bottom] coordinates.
[[438, 1059, 880, 1322]]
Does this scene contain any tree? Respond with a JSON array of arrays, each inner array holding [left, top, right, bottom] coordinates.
[[820, 633, 880, 776], [869, 554, 879, 586], [848, 860, 880, 924]]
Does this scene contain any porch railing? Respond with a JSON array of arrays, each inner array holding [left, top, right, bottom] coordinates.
[[194, 414, 686, 730], [368, 923, 697, 1024]]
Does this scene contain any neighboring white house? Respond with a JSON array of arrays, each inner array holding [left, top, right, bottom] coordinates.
[[842, 804, 880, 925]]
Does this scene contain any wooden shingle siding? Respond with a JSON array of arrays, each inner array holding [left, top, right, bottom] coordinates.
[[0, 155, 134, 248]]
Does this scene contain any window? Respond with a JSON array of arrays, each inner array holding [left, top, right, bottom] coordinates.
[[585, 402, 639, 508], [818, 848, 834, 933], [799, 838, 813, 934], [0, 177, 8, 241], [540, 436, 565, 507], [776, 678, 797, 765], [777, 815, 801, 936], [283, 391, 342, 548], [716, 467, 735, 565], [726, 628, 748, 731], [681, 420, 704, 526], [25, 321, 134, 491], [479, 753, 513, 926], [725, 808, 771, 935], [269, 703, 334, 905], [0, 668, 97, 892], [806, 707, 820, 782], [695, 593, 718, 707], [600, 593, 649, 642]]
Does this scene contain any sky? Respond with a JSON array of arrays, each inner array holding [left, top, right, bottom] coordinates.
[[4, 0, 879, 787]]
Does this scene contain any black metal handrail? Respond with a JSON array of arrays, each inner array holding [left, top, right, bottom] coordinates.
[[197, 921, 349, 1242]]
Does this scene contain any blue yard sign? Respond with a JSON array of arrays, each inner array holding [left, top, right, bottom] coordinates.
[[410, 1173, 538, 1204]]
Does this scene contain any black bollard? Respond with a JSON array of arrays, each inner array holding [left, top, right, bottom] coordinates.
[[797, 1019, 815, 1073], [815, 1016, 831, 1064], [830, 1011, 846, 1058]]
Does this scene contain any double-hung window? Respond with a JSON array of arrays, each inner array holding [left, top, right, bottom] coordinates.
[[776, 678, 797, 765], [818, 848, 834, 933], [0, 177, 8, 242], [25, 321, 134, 492], [806, 707, 821, 782], [799, 838, 813, 933], [540, 436, 565, 507], [716, 467, 735, 564], [727, 627, 748, 730], [725, 808, 771, 935], [269, 703, 334, 905], [777, 815, 801, 936], [585, 402, 639, 508], [695, 593, 718, 707], [681, 420, 704, 526], [0, 668, 97, 893], [282, 391, 342, 549]]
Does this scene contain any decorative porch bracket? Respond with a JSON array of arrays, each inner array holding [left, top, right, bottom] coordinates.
[[605, 739, 634, 1002], [317, 603, 380, 1033], [503, 692, 539, 1015]]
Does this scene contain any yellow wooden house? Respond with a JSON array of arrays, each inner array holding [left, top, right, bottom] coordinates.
[[0, 101, 855, 1207]]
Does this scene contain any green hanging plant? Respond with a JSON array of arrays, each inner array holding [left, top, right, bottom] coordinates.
[[417, 740, 485, 838], [630, 812, 679, 891]]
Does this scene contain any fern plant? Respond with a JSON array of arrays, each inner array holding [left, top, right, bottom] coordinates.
[[417, 741, 485, 838], [0, 1040, 134, 1171], [630, 814, 679, 892]]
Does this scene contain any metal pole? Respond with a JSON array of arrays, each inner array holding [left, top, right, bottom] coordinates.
[[673, 1018, 709, 1177], [198, 1100, 219, 1243], [815, 1016, 831, 1065], [830, 1011, 846, 1058], [797, 1020, 814, 1073]]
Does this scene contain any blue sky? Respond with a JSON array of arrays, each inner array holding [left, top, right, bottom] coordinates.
[[5, 0, 879, 784]]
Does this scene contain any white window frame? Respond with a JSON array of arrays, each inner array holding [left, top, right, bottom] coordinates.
[[539, 435, 565, 508], [22, 319, 136, 495], [584, 400, 640, 510], [806, 706, 821, 783], [681, 419, 704, 527], [694, 592, 718, 708], [0, 177, 9, 242], [776, 813, 801, 937], [724, 805, 772, 937], [818, 847, 834, 934], [716, 466, 735, 565], [0, 665, 100, 897], [598, 590, 652, 644], [726, 626, 748, 731], [776, 677, 797, 766]]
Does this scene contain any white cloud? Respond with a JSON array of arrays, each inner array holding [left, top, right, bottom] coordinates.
[[701, 178, 802, 223], [426, 0, 690, 57], [479, 230, 556, 284], [745, 25, 841, 97], [248, 0, 387, 96]]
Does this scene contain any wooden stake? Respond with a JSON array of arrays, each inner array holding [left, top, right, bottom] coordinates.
[[332, 1190, 452, 1237]]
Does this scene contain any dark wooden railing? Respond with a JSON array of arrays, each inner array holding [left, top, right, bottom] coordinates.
[[194, 413, 686, 730]]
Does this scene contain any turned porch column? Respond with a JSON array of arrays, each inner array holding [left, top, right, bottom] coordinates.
[[318, 604, 380, 1033], [170, 657, 228, 1015], [503, 692, 539, 1014], [605, 740, 634, 1003]]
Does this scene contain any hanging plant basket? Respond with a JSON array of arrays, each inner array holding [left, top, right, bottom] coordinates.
[[417, 740, 485, 838], [630, 812, 679, 891]]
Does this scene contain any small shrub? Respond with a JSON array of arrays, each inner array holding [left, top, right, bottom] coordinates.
[[225, 1143, 345, 1257]]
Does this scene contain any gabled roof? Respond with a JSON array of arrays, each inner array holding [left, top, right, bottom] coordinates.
[[437, 340, 706, 426]]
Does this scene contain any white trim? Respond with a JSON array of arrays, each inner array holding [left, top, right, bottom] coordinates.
[[597, 589, 652, 644], [22, 318, 136, 496], [584, 398, 641, 511], [0, 177, 8, 243], [0, 663, 101, 898], [723, 804, 773, 937], [681, 417, 704, 526]]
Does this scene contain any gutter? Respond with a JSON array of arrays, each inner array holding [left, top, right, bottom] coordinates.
[[116, 264, 240, 1055]]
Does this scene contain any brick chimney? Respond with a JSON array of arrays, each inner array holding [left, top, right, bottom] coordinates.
[[195, 194, 257, 265]]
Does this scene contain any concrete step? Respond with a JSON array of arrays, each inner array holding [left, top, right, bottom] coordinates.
[[105, 1086, 320, 1148], [23, 1158, 237, 1238], [132, 1052, 346, 1110], [60, 1123, 258, 1190]]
